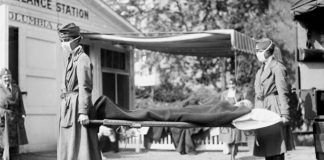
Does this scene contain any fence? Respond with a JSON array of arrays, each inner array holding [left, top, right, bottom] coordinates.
[[118, 127, 225, 152]]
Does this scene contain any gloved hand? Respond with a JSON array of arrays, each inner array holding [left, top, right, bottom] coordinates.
[[78, 114, 89, 126]]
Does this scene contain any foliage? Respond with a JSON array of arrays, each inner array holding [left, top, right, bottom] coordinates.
[[106, 0, 303, 129], [135, 86, 151, 99], [236, 54, 259, 86], [153, 82, 191, 102], [105, 0, 296, 89], [135, 83, 191, 103], [134, 85, 222, 110], [106, 0, 297, 98]]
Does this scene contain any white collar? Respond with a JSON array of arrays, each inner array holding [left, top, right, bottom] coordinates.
[[264, 55, 274, 69], [1, 83, 11, 90], [69, 45, 82, 57], [227, 89, 236, 97]]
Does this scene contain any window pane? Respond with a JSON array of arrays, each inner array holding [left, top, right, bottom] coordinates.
[[102, 72, 116, 103], [117, 74, 129, 109], [101, 49, 126, 70]]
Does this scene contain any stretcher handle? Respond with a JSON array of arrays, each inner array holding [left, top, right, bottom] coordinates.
[[89, 119, 204, 128]]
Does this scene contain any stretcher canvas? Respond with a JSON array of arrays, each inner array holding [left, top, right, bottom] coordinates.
[[94, 95, 251, 127]]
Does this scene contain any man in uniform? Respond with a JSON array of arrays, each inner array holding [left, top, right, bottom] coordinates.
[[0, 68, 28, 160], [57, 23, 101, 160]]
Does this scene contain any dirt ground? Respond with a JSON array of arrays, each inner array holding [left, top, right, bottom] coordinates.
[[16, 146, 316, 160]]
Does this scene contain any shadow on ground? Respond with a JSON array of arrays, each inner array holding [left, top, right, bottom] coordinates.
[[16, 146, 315, 160]]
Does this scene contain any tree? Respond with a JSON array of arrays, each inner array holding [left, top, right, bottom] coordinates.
[[104, 0, 297, 101]]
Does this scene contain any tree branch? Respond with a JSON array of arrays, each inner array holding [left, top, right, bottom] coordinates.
[[175, 1, 189, 31]]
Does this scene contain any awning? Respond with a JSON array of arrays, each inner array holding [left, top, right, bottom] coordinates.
[[82, 29, 255, 57], [291, 0, 324, 29], [291, 0, 324, 16]]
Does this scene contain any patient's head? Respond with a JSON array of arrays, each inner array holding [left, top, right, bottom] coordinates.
[[235, 99, 253, 109]]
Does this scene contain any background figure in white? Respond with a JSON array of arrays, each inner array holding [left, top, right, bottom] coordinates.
[[219, 78, 246, 158]]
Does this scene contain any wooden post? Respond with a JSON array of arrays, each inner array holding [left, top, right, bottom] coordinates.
[[128, 46, 135, 110], [234, 51, 238, 82], [221, 57, 227, 91], [135, 129, 141, 153], [151, 86, 154, 102]]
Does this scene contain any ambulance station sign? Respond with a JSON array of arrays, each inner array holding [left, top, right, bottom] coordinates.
[[9, 11, 61, 31], [8, 0, 91, 30], [14, 0, 89, 20]]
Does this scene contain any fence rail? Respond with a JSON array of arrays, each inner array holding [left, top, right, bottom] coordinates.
[[118, 128, 225, 152]]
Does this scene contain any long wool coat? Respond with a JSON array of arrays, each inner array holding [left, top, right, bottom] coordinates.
[[0, 83, 28, 159], [253, 58, 294, 157], [57, 46, 101, 160]]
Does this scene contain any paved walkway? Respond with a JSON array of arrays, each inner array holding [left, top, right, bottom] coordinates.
[[16, 146, 316, 160]]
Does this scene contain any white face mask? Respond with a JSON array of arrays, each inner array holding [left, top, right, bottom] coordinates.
[[61, 41, 72, 53], [256, 50, 266, 62], [60, 36, 80, 53], [256, 41, 272, 62]]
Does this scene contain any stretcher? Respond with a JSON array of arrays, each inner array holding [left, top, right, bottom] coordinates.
[[90, 119, 238, 160], [89, 107, 282, 160], [83, 30, 259, 160]]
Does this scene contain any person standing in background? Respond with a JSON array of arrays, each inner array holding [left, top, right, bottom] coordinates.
[[0, 68, 28, 160], [57, 23, 101, 160], [219, 78, 246, 159]]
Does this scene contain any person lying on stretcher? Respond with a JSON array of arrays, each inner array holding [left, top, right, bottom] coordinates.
[[95, 98, 281, 150]]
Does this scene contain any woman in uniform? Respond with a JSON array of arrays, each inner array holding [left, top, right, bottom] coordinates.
[[253, 38, 294, 160]]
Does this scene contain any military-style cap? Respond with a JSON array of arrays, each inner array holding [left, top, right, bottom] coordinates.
[[58, 23, 80, 38], [255, 38, 273, 50], [0, 68, 11, 76]]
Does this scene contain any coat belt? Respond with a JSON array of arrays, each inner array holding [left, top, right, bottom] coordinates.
[[60, 91, 78, 99], [257, 91, 278, 101]]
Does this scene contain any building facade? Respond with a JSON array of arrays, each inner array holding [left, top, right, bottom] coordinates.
[[0, 0, 138, 152]]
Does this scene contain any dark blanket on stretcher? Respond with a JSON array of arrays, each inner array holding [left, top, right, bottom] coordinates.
[[94, 95, 251, 127], [94, 95, 251, 154]]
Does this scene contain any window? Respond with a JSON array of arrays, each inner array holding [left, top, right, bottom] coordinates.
[[101, 48, 130, 110], [101, 49, 126, 70], [102, 72, 116, 102]]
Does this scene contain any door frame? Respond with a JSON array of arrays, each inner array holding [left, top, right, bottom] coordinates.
[[17, 25, 61, 152], [0, 5, 9, 69]]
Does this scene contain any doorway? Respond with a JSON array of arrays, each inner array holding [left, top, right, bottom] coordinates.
[[8, 26, 18, 84]]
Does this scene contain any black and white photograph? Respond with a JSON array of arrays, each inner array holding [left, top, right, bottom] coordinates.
[[0, 0, 322, 160]]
